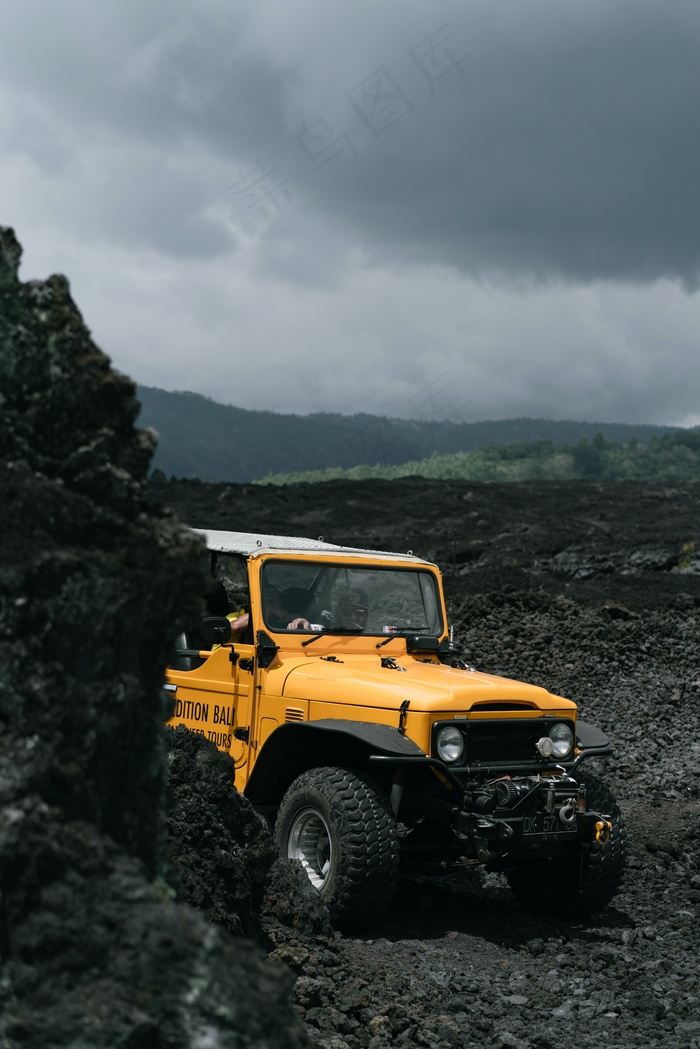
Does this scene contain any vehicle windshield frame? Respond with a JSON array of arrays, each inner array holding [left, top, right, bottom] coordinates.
[[259, 558, 444, 638]]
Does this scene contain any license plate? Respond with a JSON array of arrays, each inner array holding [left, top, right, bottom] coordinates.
[[522, 813, 576, 838]]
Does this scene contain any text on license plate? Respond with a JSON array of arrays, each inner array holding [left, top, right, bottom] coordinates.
[[522, 814, 576, 836]]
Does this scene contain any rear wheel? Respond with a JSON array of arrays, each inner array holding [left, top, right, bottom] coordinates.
[[275, 766, 399, 928], [506, 772, 627, 917]]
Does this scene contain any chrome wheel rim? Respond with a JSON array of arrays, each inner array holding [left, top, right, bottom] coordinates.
[[288, 807, 332, 890]]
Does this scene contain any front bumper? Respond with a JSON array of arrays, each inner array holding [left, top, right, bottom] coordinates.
[[455, 776, 585, 861], [370, 754, 611, 864]]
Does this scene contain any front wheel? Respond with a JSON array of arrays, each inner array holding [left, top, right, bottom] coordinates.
[[274, 766, 399, 929], [506, 772, 627, 917]]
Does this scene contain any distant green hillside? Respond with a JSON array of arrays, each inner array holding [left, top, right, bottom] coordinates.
[[137, 385, 681, 483], [258, 431, 700, 485]]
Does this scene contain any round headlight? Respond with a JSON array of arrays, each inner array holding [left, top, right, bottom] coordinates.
[[548, 722, 574, 759], [436, 725, 465, 764]]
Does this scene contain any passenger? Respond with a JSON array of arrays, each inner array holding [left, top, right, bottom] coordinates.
[[228, 610, 250, 636], [205, 580, 250, 646], [334, 586, 369, 631], [204, 580, 230, 617]]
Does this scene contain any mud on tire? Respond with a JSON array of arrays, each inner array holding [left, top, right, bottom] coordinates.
[[274, 766, 399, 929], [505, 772, 627, 917]]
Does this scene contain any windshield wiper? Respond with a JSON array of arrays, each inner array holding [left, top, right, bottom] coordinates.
[[376, 626, 429, 648], [301, 627, 360, 647]]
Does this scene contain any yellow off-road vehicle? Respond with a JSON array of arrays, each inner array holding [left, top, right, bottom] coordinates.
[[166, 530, 626, 926]]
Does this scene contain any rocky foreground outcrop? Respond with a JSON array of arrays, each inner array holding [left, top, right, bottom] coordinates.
[[0, 227, 307, 1047]]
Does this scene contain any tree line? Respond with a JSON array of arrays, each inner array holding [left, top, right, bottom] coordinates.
[[137, 385, 690, 483], [257, 431, 700, 485]]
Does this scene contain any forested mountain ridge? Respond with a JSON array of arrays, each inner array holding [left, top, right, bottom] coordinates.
[[259, 430, 700, 485], [136, 385, 679, 482]]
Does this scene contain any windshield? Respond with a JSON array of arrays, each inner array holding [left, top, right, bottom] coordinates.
[[261, 561, 443, 636]]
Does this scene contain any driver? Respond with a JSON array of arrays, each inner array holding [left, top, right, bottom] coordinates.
[[264, 585, 321, 631], [263, 587, 297, 630]]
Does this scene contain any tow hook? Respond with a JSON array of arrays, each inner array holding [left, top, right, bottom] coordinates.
[[558, 800, 577, 827], [595, 819, 613, 844]]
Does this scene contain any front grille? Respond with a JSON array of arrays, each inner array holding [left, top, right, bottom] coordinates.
[[434, 718, 574, 767], [466, 720, 544, 763]]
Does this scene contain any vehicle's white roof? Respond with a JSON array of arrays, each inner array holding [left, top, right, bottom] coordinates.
[[193, 529, 431, 564]]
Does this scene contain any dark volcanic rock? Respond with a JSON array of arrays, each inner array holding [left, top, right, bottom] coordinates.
[[147, 475, 700, 611], [164, 724, 275, 940], [0, 227, 305, 1047], [262, 859, 334, 949], [164, 725, 333, 947]]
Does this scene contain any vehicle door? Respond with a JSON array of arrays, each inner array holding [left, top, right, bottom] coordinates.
[[166, 634, 259, 791]]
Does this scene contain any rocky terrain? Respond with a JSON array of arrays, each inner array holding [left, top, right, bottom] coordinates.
[[3, 221, 700, 1048], [152, 475, 700, 1049]]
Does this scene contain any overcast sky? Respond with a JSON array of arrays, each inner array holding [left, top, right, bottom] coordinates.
[[2, 0, 699, 427]]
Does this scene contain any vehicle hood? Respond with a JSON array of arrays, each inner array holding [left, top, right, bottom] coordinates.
[[279, 654, 572, 713]]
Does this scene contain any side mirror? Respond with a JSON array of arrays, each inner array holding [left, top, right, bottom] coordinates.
[[199, 616, 232, 645]]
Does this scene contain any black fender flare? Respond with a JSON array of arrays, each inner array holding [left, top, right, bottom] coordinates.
[[576, 720, 612, 750], [563, 719, 613, 771], [244, 718, 424, 807]]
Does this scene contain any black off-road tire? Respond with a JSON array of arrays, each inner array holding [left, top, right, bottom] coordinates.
[[506, 772, 627, 917], [274, 766, 399, 929]]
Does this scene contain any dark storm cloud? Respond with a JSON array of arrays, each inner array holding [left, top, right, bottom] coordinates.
[[4, 1, 697, 282], [276, 0, 700, 287], [0, 2, 292, 258], [2, 0, 699, 428]]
